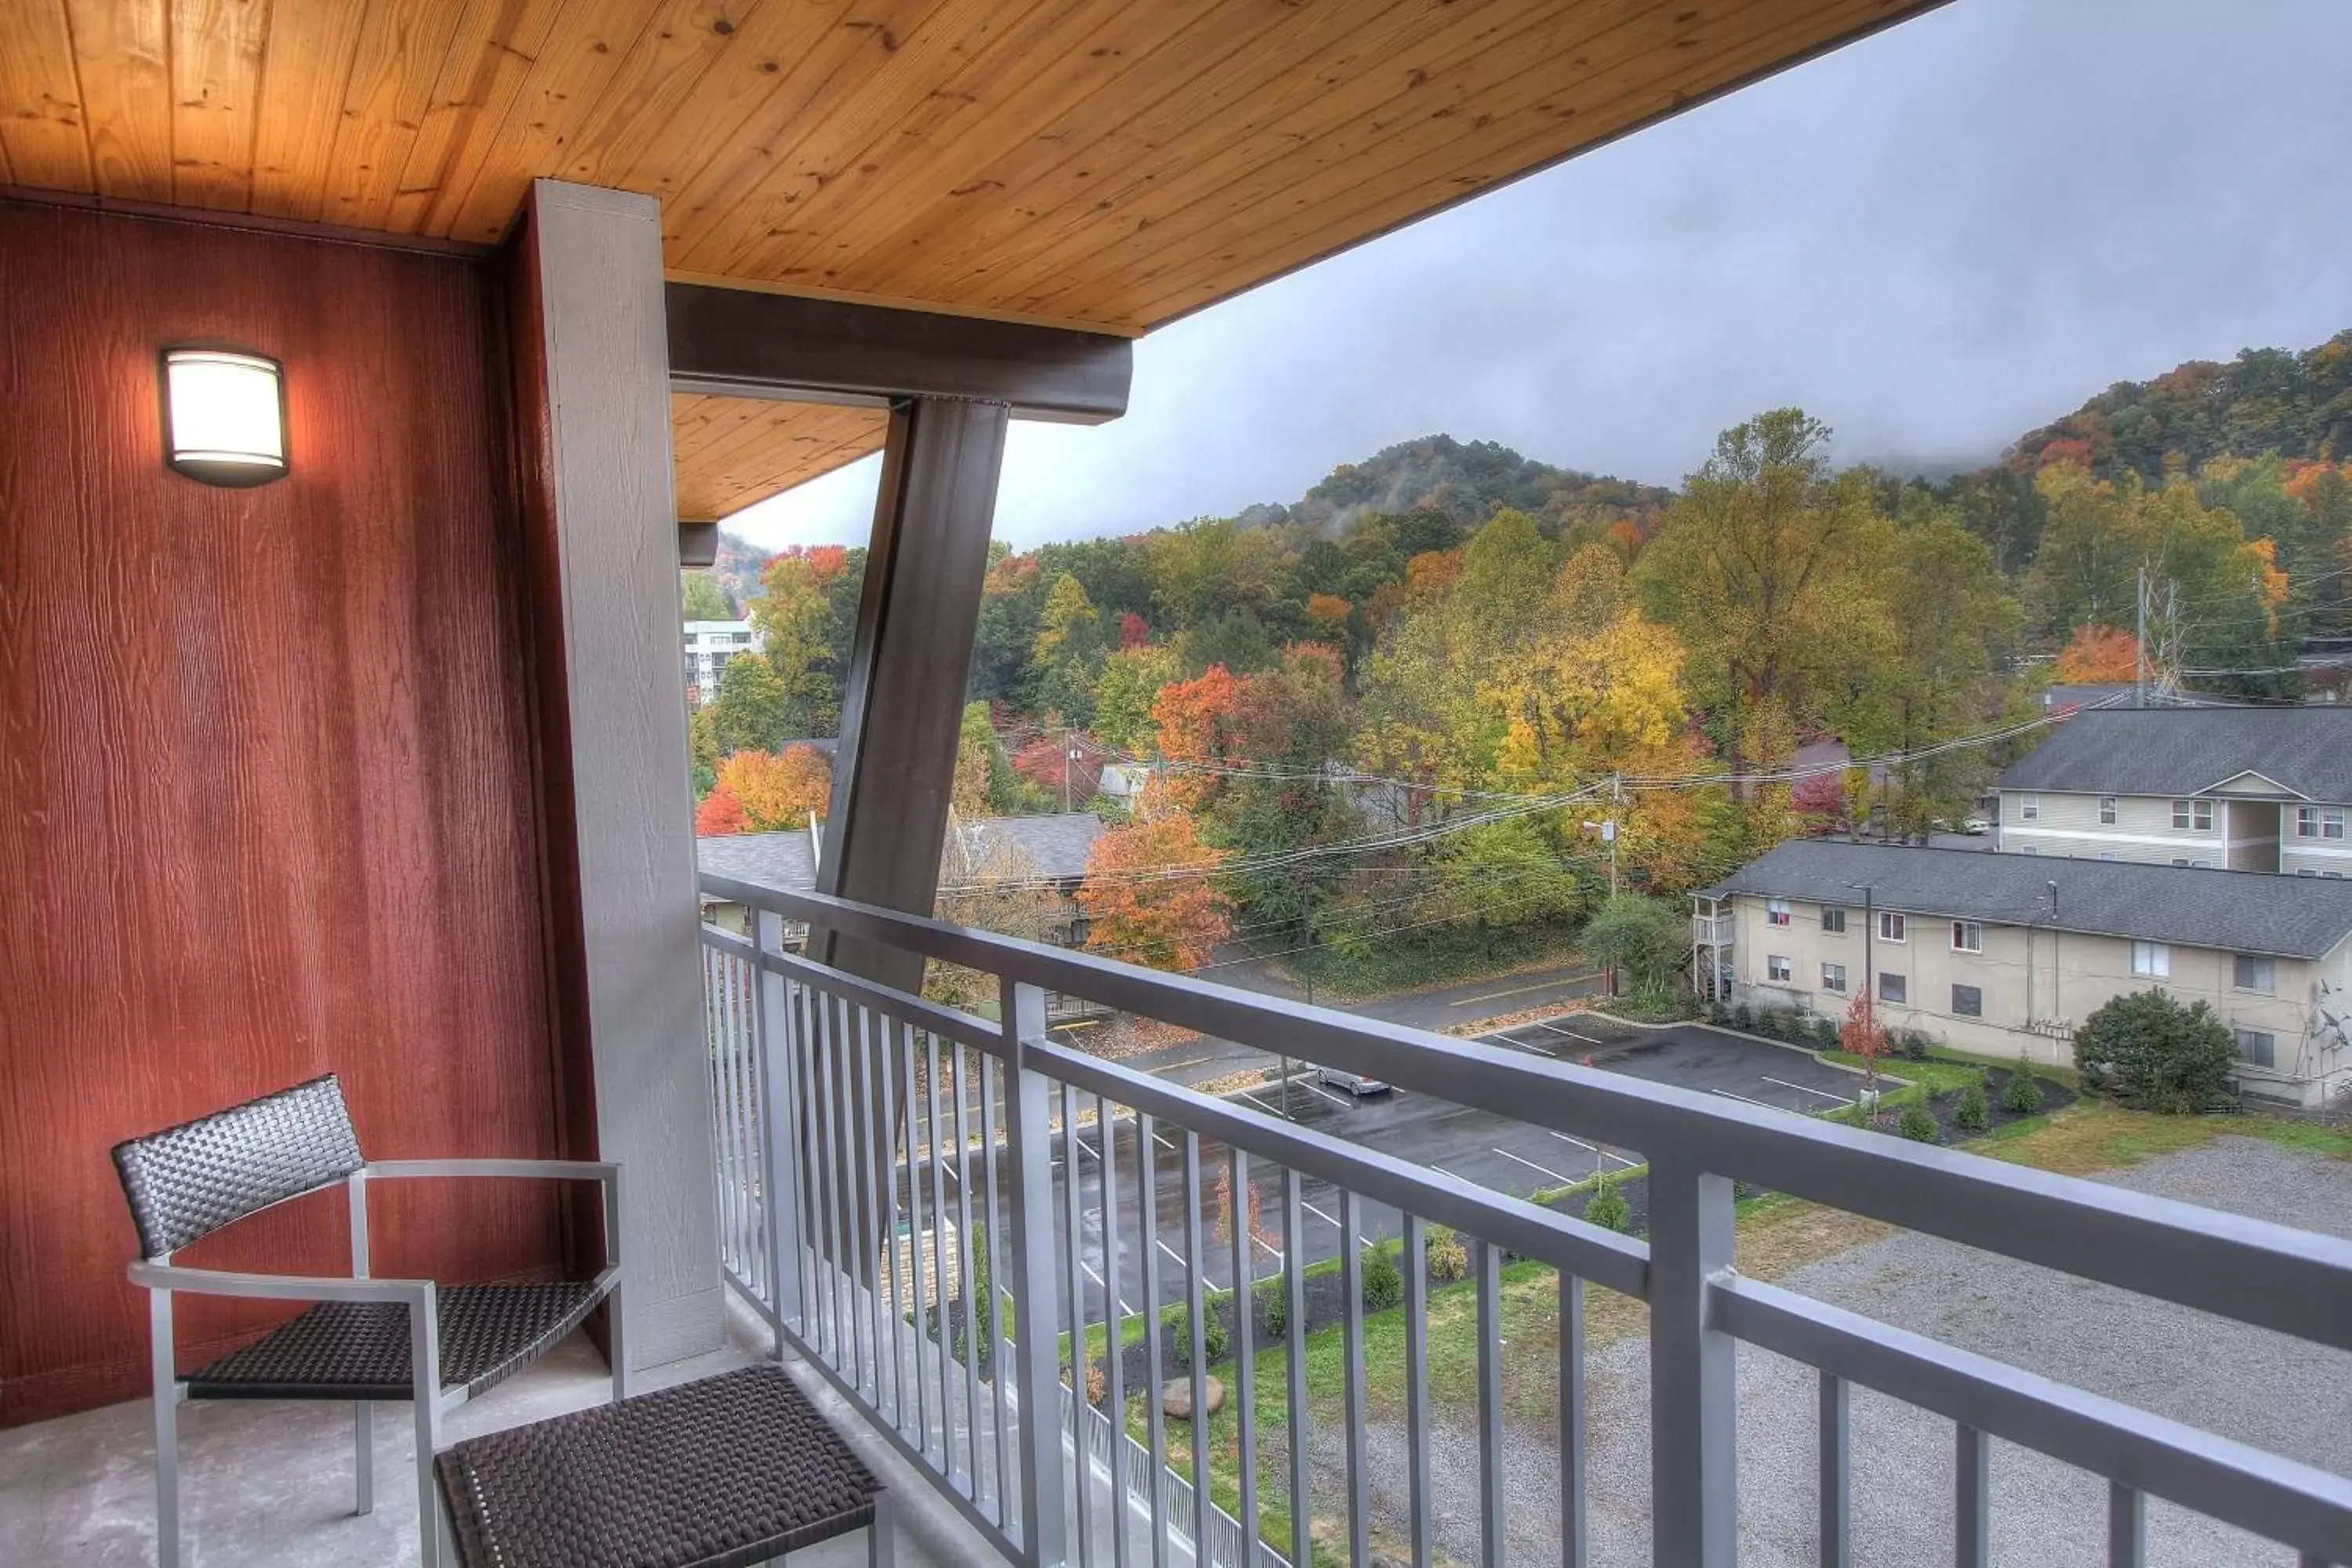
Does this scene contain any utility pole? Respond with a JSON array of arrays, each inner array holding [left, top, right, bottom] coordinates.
[[1609, 771, 1623, 898], [2135, 564, 2148, 709], [1064, 739, 1079, 812]]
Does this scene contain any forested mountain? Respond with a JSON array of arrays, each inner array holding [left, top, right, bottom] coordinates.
[[688, 327, 2352, 991]]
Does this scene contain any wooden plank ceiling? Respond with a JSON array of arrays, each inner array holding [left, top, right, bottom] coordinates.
[[2, 0, 1937, 518]]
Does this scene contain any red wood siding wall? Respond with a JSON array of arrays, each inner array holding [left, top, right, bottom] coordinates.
[[0, 201, 571, 1426]]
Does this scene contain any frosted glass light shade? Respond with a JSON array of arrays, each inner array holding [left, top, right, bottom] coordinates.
[[162, 347, 287, 486]]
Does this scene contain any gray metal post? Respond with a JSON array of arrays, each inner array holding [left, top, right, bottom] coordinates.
[[1650, 1159, 1738, 1567], [757, 906, 804, 1334], [998, 978, 1069, 1567]]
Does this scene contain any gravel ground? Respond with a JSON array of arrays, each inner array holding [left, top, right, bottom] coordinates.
[[1315, 1136, 2352, 1566]]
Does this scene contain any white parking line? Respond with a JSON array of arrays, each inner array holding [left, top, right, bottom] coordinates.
[[1528, 1019, 1604, 1045], [1762, 1075, 1853, 1105], [1544, 1130, 1638, 1170], [1476, 1033, 1551, 1055], [1710, 1087, 1781, 1110], [1301, 1199, 1341, 1229], [1234, 1089, 1288, 1119], [1252, 1234, 1286, 1263], [1156, 1239, 1190, 1269], [1301, 1079, 1353, 1109], [1494, 1147, 1577, 1187], [1153, 1131, 1178, 1152]]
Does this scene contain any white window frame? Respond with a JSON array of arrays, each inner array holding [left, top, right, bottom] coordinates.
[[2020, 795, 2042, 822], [1951, 920, 1982, 953], [2232, 954, 2276, 995], [1766, 954, 1792, 983], [2296, 805, 2347, 840], [1766, 898, 1791, 927], [2132, 941, 2170, 978], [2235, 1029, 2277, 1069], [2099, 796, 2118, 825], [2172, 798, 2214, 831], [1878, 911, 1907, 943]]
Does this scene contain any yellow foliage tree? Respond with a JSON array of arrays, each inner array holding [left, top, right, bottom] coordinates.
[[717, 743, 833, 831]]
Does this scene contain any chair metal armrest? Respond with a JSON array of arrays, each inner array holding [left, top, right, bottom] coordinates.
[[128, 1261, 434, 1305], [364, 1158, 619, 1184], [363, 1160, 624, 1264]]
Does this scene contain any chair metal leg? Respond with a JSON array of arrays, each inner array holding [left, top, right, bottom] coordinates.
[[608, 1282, 627, 1403], [412, 1287, 442, 1568], [150, 1287, 180, 1568], [869, 1486, 894, 1568], [354, 1401, 373, 1515]]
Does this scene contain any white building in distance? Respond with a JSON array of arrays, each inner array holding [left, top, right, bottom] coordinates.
[[683, 619, 760, 707]]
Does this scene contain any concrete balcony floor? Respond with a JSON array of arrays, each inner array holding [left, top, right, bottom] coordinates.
[[0, 1300, 994, 1568]]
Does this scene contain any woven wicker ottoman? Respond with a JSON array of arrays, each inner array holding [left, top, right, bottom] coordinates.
[[434, 1364, 894, 1568]]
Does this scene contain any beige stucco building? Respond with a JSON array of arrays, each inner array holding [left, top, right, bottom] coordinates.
[[1695, 840, 2352, 1109]]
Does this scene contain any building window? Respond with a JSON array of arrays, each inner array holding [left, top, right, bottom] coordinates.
[[2232, 954, 2276, 994], [2235, 1029, 2277, 1069], [2299, 868, 2319, 877], [1951, 983, 1983, 1018], [2098, 851, 2118, 862], [2296, 805, 2347, 840], [1820, 906, 1847, 935], [1878, 973, 1908, 1005], [2020, 845, 2038, 856], [2192, 858, 2213, 869], [2172, 799, 2213, 831], [2020, 795, 2041, 822], [1821, 962, 1846, 993], [2131, 941, 2169, 978], [1766, 898, 1791, 927], [2174, 858, 2192, 868], [1951, 920, 1982, 953], [2099, 796, 2118, 825], [1878, 911, 1907, 943], [1767, 955, 1792, 982]]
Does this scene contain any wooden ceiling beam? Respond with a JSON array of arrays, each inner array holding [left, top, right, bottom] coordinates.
[[665, 280, 1132, 424]]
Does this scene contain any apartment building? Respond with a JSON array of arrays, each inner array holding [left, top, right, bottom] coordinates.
[[683, 618, 761, 706], [1994, 707, 2352, 876], [1694, 839, 2352, 1107]]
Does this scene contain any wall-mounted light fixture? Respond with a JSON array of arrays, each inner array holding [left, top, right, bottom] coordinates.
[[161, 347, 287, 487]]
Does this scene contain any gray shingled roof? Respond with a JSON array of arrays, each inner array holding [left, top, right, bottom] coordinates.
[[1701, 839, 2352, 960], [1999, 708, 2352, 801], [697, 812, 1104, 895]]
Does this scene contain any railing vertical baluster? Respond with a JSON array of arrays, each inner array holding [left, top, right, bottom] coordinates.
[[851, 1006, 884, 1404], [1341, 1191, 1370, 1568], [1475, 1237, 1504, 1568], [1140, 1112, 1168, 1568], [742, 957, 768, 1301], [1282, 1168, 1309, 1568], [876, 1011, 908, 1425], [999, 978, 1069, 1568], [2107, 1481, 2143, 1568], [1064, 1080, 1096, 1563], [1182, 1131, 1211, 1560], [982, 1051, 1011, 1529], [1229, 1145, 1259, 1568], [708, 947, 733, 1282], [1561, 1271, 1586, 1568], [899, 1022, 929, 1447], [812, 992, 848, 1368], [1956, 1424, 1990, 1568], [953, 1042, 984, 1497], [1819, 1371, 1849, 1568], [1102, 1094, 1131, 1568], [1403, 1213, 1432, 1568], [1649, 1160, 1737, 1568], [925, 1030, 953, 1469], [755, 913, 802, 1332]]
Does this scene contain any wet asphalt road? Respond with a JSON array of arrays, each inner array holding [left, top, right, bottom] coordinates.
[[890, 1020, 1866, 1324]]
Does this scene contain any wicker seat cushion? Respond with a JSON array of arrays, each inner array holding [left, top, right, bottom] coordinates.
[[436, 1364, 880, 1568], [185, 1280, 608, 1401]]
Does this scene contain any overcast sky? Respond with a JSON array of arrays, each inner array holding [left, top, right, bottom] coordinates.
[[731, 0, 2352, 553]]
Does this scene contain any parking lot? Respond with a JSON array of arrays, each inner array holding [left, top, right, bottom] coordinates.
[[1004, 1017, 1868, 1319]]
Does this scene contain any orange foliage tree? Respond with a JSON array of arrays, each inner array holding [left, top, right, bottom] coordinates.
[[1840, 989, 1889, 1104], [1149, 666, 1245, 811], [1304, 593, 1353, 643], [1076, 811, 1232, 971], [717, 742, 833, 831], [695, 788, 751, 837], [2053, 625, 2140, 683]]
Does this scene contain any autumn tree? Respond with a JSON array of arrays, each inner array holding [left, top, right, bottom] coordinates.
[[930, 829, 1068, 1008], [1635, 410, 1894, 783], [1012, 734, 1102, 807], [1841, 989, 1889, 1104], [1150, 666, 1247, 811], [2053, 626, 2141, 684], [1093, 645, 1180, 752], [953, 702, 1028, 818], [1303, 592, 1353, 645], [717, 743, 833, 830], [1077, 811, 1233, 971], [750, 545, 858, 734], [1030, 572, 1105, 723], [710, 652, 789, 757], [695, 788, 751, 836], [680, 572, 735, 620]]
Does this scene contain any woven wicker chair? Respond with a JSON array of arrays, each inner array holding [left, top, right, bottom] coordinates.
[[112, 1074, 624, 1568]]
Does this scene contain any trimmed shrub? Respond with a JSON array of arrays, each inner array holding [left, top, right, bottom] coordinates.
[[1897, 1102, 1939, 1142], [1584, 1176, 1632, 1232], [2074, 990, 2238, 1113], [1085, 1357, 1106, 1406], [1361, 1243, 1405, 1312], [1899, 1029, 1933, 1061], [1254, 1279, 1286, 1341], [1733, 1003, 1753, 1030], [1165, 1301, 1227, 1368], [2002, 1067, 2045, 1115], [1953, 1080, 1991, 1133], [1754, 1009, 1784, 1039], [1425, 1223, 1470, 1283]]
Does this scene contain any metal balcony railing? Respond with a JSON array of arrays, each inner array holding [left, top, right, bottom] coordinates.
[[699, 873, 2352, 1568]]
